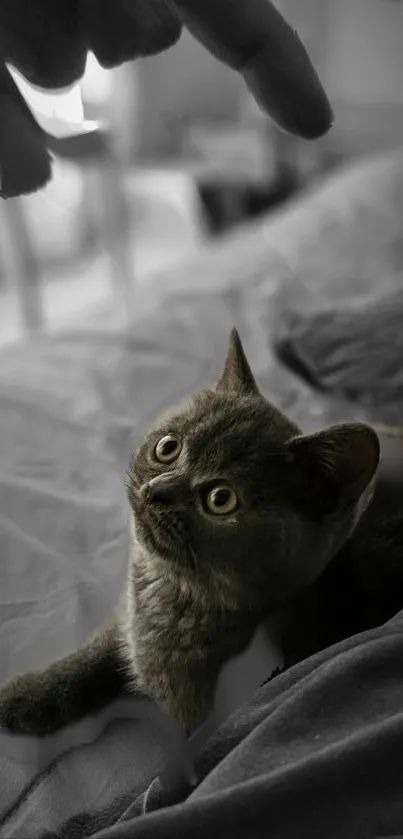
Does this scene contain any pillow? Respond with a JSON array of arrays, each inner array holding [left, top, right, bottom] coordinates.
[[274, 286, 403, 422]]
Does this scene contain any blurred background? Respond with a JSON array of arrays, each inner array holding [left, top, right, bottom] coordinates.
[[2, 0, 403, 343], [2, 0, 403, 683]]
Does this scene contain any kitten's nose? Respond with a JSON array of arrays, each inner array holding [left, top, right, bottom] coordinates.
[[141, 474, 183, 506]]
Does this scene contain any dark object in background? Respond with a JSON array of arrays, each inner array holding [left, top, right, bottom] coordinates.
[[0, 0, 333, 198], [199, 168, 297, 234], [273, 288, 403, 422]]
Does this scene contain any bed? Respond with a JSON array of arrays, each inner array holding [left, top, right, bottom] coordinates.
[[1, 146, 403, 837]]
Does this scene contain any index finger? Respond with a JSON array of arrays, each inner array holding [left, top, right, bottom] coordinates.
[[174, 0, 333, 139]]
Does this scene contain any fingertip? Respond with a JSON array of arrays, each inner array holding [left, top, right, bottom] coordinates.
[[241, 17, 334, 139], [244, 53, 334, 140]]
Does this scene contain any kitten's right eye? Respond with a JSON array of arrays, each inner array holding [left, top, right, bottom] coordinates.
[[154, 434, 182, 463], [206, 485, 238, 516]]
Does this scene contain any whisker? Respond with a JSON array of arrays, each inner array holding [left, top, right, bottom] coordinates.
[[187, 543, 199, 572], [126, 469, 140, 490]]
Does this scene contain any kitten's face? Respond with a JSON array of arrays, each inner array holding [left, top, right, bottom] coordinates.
[[127, 330, 380, 613]]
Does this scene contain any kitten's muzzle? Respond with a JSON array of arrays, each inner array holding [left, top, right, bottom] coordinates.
[[141, 474, 186, 507]]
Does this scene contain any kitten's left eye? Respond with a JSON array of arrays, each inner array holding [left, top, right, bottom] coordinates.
[[154, 434, 182, 463], [206, 485, 238, 516]]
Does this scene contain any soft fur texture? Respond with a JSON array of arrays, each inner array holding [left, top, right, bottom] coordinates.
[[0, 329, 382, 734], [272, 466, 403, 665]]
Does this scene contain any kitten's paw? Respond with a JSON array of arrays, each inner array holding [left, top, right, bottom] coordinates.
[[0, 672, 55, 735]]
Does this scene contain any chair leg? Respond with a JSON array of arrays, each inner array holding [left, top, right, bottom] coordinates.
[[3, 197, 44, 334], [98, 156, 135, 318]]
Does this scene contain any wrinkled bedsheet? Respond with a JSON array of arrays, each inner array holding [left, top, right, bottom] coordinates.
[[1, 147, 403, 837]]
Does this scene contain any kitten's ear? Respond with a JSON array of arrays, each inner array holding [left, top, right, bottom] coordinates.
[[216, 329, 260, 396], [287, 423, 380, 514]]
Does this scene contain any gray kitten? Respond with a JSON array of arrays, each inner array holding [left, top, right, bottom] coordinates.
[[0, 329, 379, 734]]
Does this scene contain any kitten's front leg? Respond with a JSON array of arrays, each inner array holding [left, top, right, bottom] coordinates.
[[0, 625, 131, 735], [135, 650, 219, 734]]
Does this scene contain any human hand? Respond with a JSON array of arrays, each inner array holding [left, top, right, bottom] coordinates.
[[0, 0, 333, 197]]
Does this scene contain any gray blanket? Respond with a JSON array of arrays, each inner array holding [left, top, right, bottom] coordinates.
[[0, 625, 281, 837], [2, 613, 403, 838], [274, 286, 403, 420], [2, 147, 403, 837]]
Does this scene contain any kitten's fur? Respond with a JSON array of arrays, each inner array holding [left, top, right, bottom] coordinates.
[[272, 441, 403, 665], [0, 330, 382, 734]]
